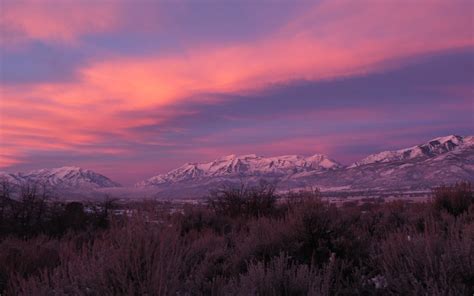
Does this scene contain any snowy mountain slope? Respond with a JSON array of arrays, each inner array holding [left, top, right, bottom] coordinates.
[[349, 135, 471, 168], [294, 149, 474, 191], [136, 154, 341, 187], [0, 172, 24, 185], [0, 166, 121, 189], [136, 135, 474, 197], [288, 135, 474, 191], [2, 134, 472, 199]]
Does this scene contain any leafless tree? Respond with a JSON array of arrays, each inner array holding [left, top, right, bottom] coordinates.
[[0, 178, 12, 225], [208, 180, 278, 218], [13, 181, 51, 235]]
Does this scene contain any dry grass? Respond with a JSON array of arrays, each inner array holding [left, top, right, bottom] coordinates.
[[0, 183, 472, 295]]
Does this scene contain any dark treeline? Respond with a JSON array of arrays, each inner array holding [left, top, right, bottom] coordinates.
[[0, 181, 473, 295], [0, 180, 115, 239]]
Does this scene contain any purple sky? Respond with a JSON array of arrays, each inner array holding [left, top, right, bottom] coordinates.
[[0, 0, 473, 184]]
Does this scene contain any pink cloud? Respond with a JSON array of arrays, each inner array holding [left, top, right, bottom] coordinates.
[[1, 0, 472, 168], [0, 1, 120, 45]]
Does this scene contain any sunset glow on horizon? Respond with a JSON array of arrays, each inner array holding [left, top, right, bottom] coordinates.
[[1, 0, 473, 184]]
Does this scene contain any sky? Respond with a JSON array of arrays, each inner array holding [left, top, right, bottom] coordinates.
[[0, 0, 473, 185]]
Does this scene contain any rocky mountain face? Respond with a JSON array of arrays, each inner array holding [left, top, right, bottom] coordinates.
[[136, 135, 474, 197], [0, 166, 121, 190]]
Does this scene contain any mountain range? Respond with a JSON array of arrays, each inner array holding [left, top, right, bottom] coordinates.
[[136, 153, 341, 187], [1, 135, 473, 198], [0, 166, 120, 191], [135, 135, 474, 197]]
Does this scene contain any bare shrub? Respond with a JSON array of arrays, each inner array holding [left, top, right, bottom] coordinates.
[[0, 236, 60, 293], [208, 182, 277, 218], [1, 184, 473, 295], [284, 188, 322, 208], [178, 205, 234, 235], [11, 216, 188, 295], [433, 182, 473, 217], [182, 230, 230, 293], [288, 197, 338, 265], [230, 217, 297, 274], [0, 182, 52, 237], [224, 253, 334, 296], [0, 178, 13, 233], [379, 213, 474, 296]]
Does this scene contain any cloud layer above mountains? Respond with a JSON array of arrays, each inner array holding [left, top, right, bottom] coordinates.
[[1, 0, 473, 184]]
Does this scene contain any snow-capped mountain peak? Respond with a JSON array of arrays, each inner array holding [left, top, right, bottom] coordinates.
[[1, 166, 121, 189], [349, 135, 469, 168], [3, 134, 471, 198], [136, 153, 341, 187], [136, 134, 473, 195], [431, 135, 458, 143]]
